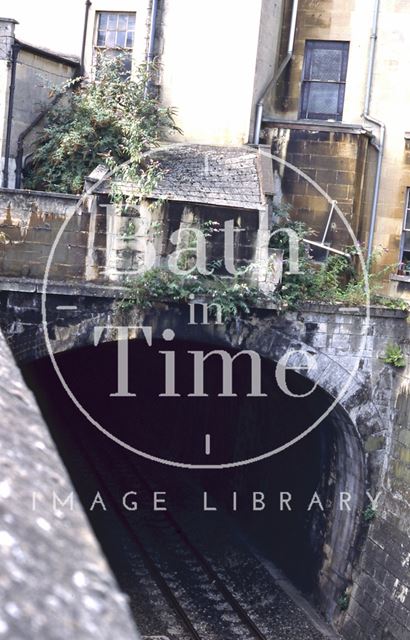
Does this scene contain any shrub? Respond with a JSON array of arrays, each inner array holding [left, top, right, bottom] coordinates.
[[278, 243, 400, 310], [119, 267, 276, 320], [363, 506, 377, 522], [24, 54, 180, 194]]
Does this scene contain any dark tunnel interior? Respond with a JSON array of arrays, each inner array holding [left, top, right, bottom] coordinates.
[[22, 337, 342, 609]]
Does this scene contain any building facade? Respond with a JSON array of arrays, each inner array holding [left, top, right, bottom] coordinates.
[[260, 0, 410, 298], [0, 0, 409, 298], [0, 18, 79, 190]]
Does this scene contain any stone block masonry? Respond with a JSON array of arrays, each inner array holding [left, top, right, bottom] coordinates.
[[0, 329, 139, 639], [1, 285, 409, 638], [269, 128, 370, 253], [0, 188, 82, 281]]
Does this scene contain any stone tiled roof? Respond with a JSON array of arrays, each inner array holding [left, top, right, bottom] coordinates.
[[147, 144, 266, 209], [98, 144, 272, 210]]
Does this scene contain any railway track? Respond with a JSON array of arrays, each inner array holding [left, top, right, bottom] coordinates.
[[77, 437, 270, 640]]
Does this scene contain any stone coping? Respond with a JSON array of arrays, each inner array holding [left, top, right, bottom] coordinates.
[[0, 187, 79, 201], [0, 277, 407, 319], [0, 331, 139, 639]]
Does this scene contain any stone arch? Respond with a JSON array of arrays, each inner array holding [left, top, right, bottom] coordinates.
[[35, 303, 385, 621]]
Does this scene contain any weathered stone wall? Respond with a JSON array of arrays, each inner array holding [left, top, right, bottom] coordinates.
[[341, 374, 410, 639], [0, 16, 78, 189], [266, 0, 370, 123], [0, 188, 83, 280], [267, 126, 369, 253], [159, 0, 266, 145], [0, 328, 139, 639], [0, 286, 409, 637], [298, 307, 410, 639], [12, 48, 77, 179], [264, 0, 410, 295], [0, 187, 264, 285]]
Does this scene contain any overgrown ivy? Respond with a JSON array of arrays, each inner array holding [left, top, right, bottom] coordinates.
[[24, 55, 181, 195]]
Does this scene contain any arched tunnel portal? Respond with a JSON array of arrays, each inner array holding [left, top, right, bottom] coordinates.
[[20, 309, 373, 627]]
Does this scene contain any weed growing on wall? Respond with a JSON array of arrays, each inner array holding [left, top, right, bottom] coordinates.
[[381, 343, 406, 368]]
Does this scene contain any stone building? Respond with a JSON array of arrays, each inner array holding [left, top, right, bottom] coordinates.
[[0, 4, 409, 640], [0, 0, 409, 297], [0, 18, 79, 189], [258, 0, 410, 301]]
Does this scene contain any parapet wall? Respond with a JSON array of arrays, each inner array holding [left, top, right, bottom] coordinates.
[[0, 329, 139, 639], [0, 188, 82, 280]]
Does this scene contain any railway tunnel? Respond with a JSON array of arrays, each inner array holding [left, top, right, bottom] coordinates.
[[21, 330, 367, 639]]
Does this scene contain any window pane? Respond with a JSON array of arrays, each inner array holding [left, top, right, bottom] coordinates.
[[307, 83, 339, 115], [118, 15, 127, 30], [116, 31, 126, 47], [300, 41, 349, 120], [95, 12, 135, 55], [402, 230, 410, 252], [106, 31, 116, 47], [97, 30, 105, 47], [405, 203, 410, 229], [126, 31, 134, 48], [107, 14, 118, 29], [310, 49, 343, 82], [99, 14, 108, 29]]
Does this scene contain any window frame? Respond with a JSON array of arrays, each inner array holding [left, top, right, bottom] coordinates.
[[93, 11, 136, 77], [399, 188, 410, 270], [94, 11, 136, 51], [299, 40, 350, 122]]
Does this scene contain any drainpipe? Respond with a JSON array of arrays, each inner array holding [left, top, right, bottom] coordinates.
[[253, 0, 299, 145], [364, 0, 385, 268], [144, 0, 159, 98], [80, 0, 92, 75], [2, 42, 20, 188], [147, 0, 159, 65]]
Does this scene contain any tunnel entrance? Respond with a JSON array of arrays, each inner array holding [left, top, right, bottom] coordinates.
[[22, 336, 364, 635]]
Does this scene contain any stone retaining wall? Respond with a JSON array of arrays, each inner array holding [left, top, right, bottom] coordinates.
[[0, 329, 139, 639]]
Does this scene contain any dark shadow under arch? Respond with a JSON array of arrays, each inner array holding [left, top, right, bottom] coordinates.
[[22, 333, 367, 621]]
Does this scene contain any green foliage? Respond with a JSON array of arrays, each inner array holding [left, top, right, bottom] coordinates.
[[363, 505, 377, 522], [381, 343, 406, 368], [119, 268, 275, 320], [269, 206, 402, 310], [121, 219, 137, 241], [173, 220, 222, 272], [338, 592, 350, 612], [118, 205, 406, 318], [278, 248, 397, 310], [372, 296, 409, 311], [24, 54, 180, 194]]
